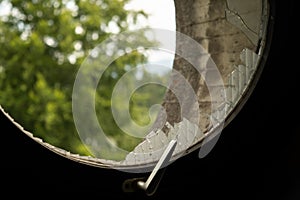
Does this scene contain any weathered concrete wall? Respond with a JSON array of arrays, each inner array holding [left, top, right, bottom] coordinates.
[[161, 0, 261, 133]]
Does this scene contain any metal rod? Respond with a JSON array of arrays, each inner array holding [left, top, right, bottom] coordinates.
[[137, 139, 177, 191]]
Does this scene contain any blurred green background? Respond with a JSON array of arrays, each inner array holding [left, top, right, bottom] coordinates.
[[0, 0, 168, 160]]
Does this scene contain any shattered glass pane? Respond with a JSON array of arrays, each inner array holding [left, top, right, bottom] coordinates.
[[0, 0, 271, 171]]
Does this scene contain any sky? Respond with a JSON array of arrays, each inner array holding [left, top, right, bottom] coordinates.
[[125, 0, 175, 31], [0, 1, 10, 16], [125, 0, 176, 68]]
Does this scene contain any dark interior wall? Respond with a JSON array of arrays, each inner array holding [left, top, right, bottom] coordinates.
[[0, 0, 299, 199]]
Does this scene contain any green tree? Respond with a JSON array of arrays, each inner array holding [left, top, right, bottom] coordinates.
[[0, 0, 154, 158]]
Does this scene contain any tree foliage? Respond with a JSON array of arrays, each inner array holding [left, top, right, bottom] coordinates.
[[0, 0, 167, 159]]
